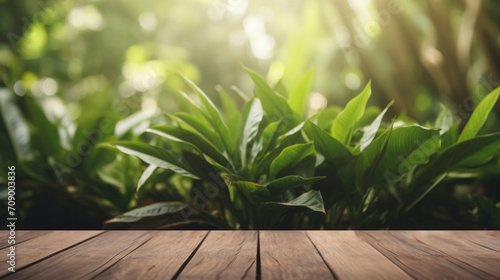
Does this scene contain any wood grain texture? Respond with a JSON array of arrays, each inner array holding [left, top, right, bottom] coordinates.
[[406, 231, 500, 277], [93, 231, 207, 280], [452, 231, 500, 253], [358, 231, 499, 280], [3, 231, 152, 280], [177, 231, 257, 280], [0, 231, 101, 277], [0, 231, 50, 250], [260, 231, 333, 280], [307, 231, 412, 280]]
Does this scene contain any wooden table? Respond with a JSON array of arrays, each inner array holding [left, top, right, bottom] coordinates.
[[1, 231, 499, 279]]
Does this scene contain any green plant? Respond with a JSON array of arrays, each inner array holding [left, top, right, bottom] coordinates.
[[105, 68, 500, 230], [105, 68, 327, 229], [307, 85, 500, 229], [0, 88, 163, 228]]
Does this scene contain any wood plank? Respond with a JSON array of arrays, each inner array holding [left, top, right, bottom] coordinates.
[[405, 231, 500, 278], [358, 231, 498, 280], [177, 231, 257, 280], [0, 231, 51, 250], [0, 231, 102, 277], [3, 231, 152, 280], [452, 231, 500, 253], [93, 231, 208, 280], [307, 231, 412, 280], [260, 231, 333, 280]]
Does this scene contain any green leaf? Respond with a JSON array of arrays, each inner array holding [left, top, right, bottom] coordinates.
[[270, 143, 315, 177], [250, 121, 282, 162], [416, 132, 500, 184], [240, 99, 264, 166], [266, 175, 325, 195], [0, 89, 33, 161], [309, 106, 342, 130], [115, 110, 156, 138], [110, 141, 199, 179], [26, 95, 65, 157], [304, 121, 352, 162], [273, 79, 288, 97], [216, 84, 239, 120], [147, 125, 228, 167], [182, 75, 235, 160], [360, 101, 393, 152], [103, 202, 230, 230], [174, 112, 224, 151], [262, 190, 326, 214], [232, 181, 271, 205], [288, 69, 313, 116], [97, 154, 141, 195], [435, 105, 454, 136], [244, 66, 297, 125], [355, 106, 382, 129], [373, 125, 441, 185], [331, 82, 372, 145], [137, 164, 157, 192], [355, 124, 393, 193], [458, 87, 500, 142]]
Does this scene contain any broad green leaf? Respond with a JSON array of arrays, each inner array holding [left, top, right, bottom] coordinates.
[[181, 151, 230, 184], [97, 154, 140, 195], [232, 181, 271, 205], [25, 95, 64, 157], [331, 82, 372, 145], [270, 143, 315, 177], [360, 101, 393, 152], [0, 89, 33, 161], [262, 190, 326, 214], [458, 87, 500, 142], [244, 66, 298, 125], [115, 110, 156, 138], [356, 106, 382, 129], [356, 124, 393, 193], [174, 112, 224, 151], [103, 202, 230, 230], [110, 141, 199, 179], [416, 132, 500, 185], [240, 99, 264, 166], [182, 75, 235, 159], [250, 121, 282, 162], [274, 78, 288, 97], [288, 69, 313, 116], [373, 125, 441, 185], [278, 122, 305, 141], [216, 84, 239, 120], [137, 164, 157, 192], [435, 105, 454, 136], [147, 125, 228, 166], [266, 175, 325, 195], [304, 121, 351, 162], [309, 106, 342, 130]]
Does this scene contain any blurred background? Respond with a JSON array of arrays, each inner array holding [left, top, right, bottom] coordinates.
[[1, 0, 500, 229]]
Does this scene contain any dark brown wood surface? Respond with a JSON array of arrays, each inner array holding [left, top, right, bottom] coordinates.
[[0, 231, 498, 280]]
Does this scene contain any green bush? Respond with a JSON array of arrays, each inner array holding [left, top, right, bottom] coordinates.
[[105, 67, 500, 230]]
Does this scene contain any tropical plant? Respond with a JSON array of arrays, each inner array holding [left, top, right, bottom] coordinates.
[[106, 67, 500, 230], [104, 67, 327, 229], [0, 88, 163, 228], [308, 83, 500, 229]]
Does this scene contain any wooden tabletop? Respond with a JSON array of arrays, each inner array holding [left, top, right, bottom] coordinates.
[[1, 231, 499, 279]]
